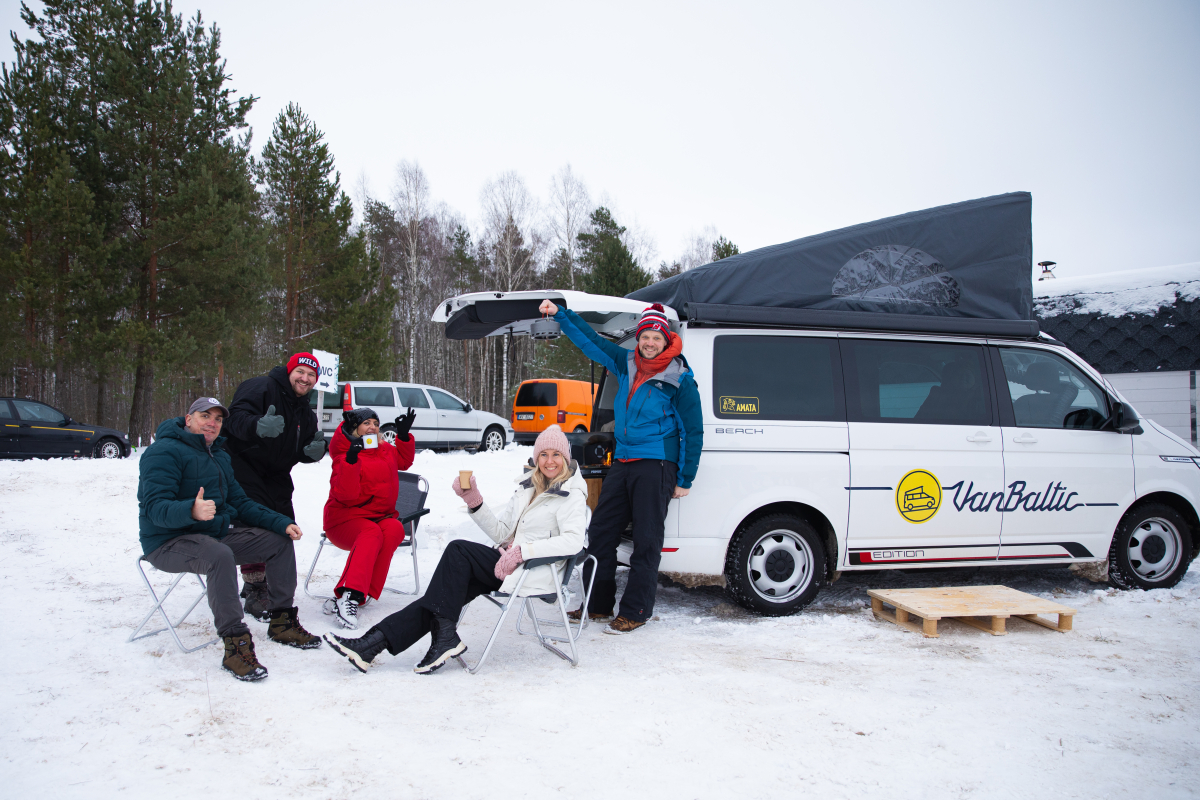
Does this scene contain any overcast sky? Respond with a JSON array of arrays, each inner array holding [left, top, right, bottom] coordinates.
[[4, 1, 1198, 278]]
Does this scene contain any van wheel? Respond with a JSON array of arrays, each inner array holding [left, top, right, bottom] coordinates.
[[573, 425, 587, 433], [1108, 503, 1192, 590], [481, 426, 505, 452], [93, 437, 124, 459], [379, 424, 397, 445], [724, 514, 825, 615]]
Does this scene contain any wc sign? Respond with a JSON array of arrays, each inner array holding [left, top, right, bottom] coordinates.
[[311, 349, 340, 393]]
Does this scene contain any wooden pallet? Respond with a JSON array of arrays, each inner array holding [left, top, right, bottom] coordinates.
[[867, 585, 1076, 638]]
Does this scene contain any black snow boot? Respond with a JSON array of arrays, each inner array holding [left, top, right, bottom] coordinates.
[[222, 632, 268, 682], [240, 579, 271, 623], [414, 616, 467, 674], [323, 627, 389, 673], [267, 607, 322, 649]]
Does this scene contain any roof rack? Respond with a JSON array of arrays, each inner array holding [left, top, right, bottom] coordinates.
[[682, 303, 1040, 339]]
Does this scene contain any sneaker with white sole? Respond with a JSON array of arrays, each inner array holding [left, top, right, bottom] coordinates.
[[333, 593, 359, 629]]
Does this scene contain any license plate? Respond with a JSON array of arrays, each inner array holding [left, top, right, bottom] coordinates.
[[516, 413, 534, 420]]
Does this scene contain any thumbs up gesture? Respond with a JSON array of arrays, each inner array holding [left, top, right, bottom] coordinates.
[[191, 486, 217, 521], [256, 404, 285, 438]]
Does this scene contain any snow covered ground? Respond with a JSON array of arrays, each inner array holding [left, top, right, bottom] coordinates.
[[2, 447, 1199, 798]]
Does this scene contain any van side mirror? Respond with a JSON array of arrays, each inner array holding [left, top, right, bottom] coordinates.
[[1108, 401, 1142, 434]]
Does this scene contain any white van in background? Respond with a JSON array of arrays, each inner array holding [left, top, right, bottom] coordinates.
[[312, 381, 513, 452], [434, 290, 1200, 615]]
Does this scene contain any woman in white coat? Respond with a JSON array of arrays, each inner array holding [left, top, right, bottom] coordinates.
[[325, 426, 587, 674]]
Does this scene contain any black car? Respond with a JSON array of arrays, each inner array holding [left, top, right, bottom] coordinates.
[[0, 397, 130, 459]]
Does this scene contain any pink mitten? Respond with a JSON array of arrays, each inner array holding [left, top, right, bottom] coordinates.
[[451, 474, 483, 509], [494, 543, 525, 581]]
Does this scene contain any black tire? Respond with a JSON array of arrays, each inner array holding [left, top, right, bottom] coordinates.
[[480, 426, 505, 452], [379, 424, 397, 445], [1108, 502, 1193, 590], [93, 437, 125, 459], [573, 425, 588, 433], [724, 513, 826, 615]]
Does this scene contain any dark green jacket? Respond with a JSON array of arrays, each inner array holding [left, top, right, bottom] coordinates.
[[138, 417, 295, 555]]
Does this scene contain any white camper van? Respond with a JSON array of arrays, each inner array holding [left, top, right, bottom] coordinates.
[[434, 289, 1200, 615]]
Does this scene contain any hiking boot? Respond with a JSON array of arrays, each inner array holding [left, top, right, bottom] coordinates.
[[332, 592, 360, 630], [240, 579, 271, 623], [567, 608, 614, 623], [324, 627, 389, 673], [604, 616, 646, 635], [222, 632, 268, 681], [414, 616, 466, 674], [267, 606, 322, 649]]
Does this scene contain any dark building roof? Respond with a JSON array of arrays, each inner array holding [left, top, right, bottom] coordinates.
[[1035, 265, 1200, 373]]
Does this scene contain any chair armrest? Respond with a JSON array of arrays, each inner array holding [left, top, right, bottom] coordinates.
[[523, 548, 585, 570], [399, 508, 430, 524]]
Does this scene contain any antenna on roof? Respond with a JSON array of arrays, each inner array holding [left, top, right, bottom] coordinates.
[[1037, 261, 1057, 281]]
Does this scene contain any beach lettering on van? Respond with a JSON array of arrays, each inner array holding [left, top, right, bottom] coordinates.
[[719, 396, 760, 414], [943, 480, 1084, 513]]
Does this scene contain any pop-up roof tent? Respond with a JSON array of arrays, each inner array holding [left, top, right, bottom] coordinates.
[[628, 192, 1038, 338]]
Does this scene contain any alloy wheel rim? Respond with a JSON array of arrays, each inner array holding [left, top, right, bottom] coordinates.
[[1127, 516, 1182, 581], [100, 441, 121, 458], [747, 529, 813, 602], [485, 431, 503, 450]]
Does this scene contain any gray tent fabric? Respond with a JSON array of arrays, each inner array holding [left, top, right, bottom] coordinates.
[[629, 192, 1033, 322]]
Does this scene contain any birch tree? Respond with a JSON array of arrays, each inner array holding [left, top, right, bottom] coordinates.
[[393, 160, 430, 381], [546, 164, 590, 290]]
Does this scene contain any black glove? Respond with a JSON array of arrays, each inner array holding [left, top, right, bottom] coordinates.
[[256, 404, 284, 438], [394, 407, 416, 441], [303, 436, 327, 460], [345, 440, 364, 465]]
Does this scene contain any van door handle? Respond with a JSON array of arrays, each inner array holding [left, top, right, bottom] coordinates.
[[965, 432, 992, 443], [1013, 432, 1038, 444]]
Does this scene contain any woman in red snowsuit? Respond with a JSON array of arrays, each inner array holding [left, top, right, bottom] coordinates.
[[324, 407, 417, 629]]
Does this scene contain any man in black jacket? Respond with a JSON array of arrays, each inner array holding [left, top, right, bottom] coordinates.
[[223, 352, 329, 619]]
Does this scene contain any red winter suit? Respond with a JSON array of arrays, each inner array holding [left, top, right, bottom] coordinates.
[[324, 424, 417, 599]]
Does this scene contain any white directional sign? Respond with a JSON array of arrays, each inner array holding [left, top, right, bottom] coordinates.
[[311, 349, 340, 393]]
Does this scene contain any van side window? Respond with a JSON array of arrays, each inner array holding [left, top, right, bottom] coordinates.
[[396, 388, 430, 408], [842, 339, 990, 425], [713, 335, 844, 421], [516, 382, 558, 406], [354, 386, 395, 407], [998, 348, 1109, 430]]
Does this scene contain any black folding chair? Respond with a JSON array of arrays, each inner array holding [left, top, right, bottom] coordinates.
[[304, 472, 430, 601]]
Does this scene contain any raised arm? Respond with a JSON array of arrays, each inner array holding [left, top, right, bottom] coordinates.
[[223, 378, 269, 442], [539, 299, 628, 377]]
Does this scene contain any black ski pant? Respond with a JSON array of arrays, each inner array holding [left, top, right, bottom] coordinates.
[[228, 452, 296, 579], [374, 539, 502, 655], [583, 458, 677, 623], [144, 526, 297, 638]]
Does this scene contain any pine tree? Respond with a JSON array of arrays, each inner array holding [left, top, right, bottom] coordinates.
[[712, 235, 740, 261], [579, 207, 652, 297]]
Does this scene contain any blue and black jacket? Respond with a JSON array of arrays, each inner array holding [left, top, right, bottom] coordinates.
[[555, 308, 703, 488]]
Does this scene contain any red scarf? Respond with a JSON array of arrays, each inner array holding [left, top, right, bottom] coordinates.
[[627, 334, 683, 406]]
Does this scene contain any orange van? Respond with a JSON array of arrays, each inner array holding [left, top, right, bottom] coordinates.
[[512, 379, 596, 444]]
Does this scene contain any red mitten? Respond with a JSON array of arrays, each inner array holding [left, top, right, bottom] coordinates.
[[451, 475, 483, 509], [493, 543, 525, 581]]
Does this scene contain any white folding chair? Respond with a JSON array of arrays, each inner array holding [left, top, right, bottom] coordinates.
[[128, 555, 219, 653], [304, 473, 430, 601], [454, 549, 598, 674]]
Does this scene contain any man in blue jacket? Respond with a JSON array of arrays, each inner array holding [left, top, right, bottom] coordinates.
[[138, 397, 322, 681], [539, 299, 703, 634]]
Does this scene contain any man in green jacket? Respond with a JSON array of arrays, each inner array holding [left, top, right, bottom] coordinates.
[[138, 397, 322, 681]]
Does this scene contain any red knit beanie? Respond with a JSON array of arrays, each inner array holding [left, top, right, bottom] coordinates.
[[287, 352, 320, 374], [636, 303, 670, 339]]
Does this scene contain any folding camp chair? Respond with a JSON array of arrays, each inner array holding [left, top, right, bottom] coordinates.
[[128, 555, 219, 653], [454, 548, 598, 675], [304, 472, 430, 601]]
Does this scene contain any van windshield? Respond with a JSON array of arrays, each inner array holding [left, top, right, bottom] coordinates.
[[516, 382, 558, 406]]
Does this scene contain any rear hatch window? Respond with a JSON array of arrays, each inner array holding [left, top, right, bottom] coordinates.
[[516, 382, 558, 406]]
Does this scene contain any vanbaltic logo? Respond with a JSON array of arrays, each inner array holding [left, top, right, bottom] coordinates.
[[896, 469, 941, 523]]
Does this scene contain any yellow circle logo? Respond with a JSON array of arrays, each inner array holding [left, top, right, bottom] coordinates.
[[896, 469, 941, 523]]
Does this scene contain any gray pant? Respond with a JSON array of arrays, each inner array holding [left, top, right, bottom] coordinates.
[[144, 526, 297, 637]]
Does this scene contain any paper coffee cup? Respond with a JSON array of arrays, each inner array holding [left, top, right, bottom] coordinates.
[[459, 470, 473, 490]]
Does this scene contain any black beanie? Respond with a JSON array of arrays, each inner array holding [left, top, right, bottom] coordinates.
[[342, 407, 380, 435]]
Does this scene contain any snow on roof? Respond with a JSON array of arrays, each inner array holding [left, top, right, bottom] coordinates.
[[1035, 262, 1200, 318]]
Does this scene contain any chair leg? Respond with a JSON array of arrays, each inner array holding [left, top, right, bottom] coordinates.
[[381, 530, 421, 597], [455, 573, 530, 675], [129, 558, 218, 654], [303, 536, 336, 602]]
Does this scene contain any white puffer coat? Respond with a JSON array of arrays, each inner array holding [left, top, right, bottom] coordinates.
[[469, 464, 588, 597]]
